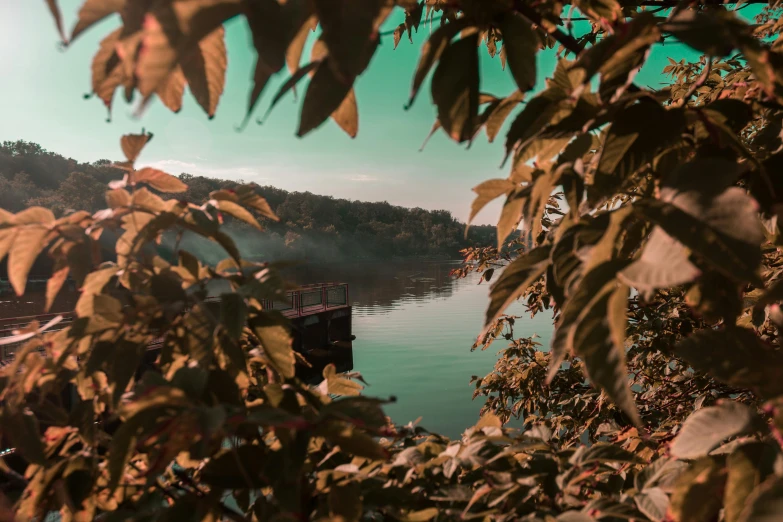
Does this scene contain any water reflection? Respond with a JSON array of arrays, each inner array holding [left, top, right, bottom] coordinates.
[[283, 260, 466, 315]]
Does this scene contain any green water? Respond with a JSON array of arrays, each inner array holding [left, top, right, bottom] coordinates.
[[289, 260, 554, 438]]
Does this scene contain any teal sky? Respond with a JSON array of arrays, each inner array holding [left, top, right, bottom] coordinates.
[[2, 2, 700, 224]]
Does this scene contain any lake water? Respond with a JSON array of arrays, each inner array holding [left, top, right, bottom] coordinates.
[[288, 260, 555, 438]]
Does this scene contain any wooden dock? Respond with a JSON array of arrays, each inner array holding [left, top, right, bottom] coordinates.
[[0, 282, 354, 380]]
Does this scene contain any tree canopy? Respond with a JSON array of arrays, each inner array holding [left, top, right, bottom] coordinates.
[[2, 0, 783, 520]]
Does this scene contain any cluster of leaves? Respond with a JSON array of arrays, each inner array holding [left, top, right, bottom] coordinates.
[[6, 0, 783, 520]]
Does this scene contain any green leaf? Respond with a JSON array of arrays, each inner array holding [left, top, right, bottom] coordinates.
[[408, 18, 472, 107], [675, 327, 783, 399], [725, 442, 777, 522], [498, 13, 538, 92], [431, 33, 480, 143], [220, 293, 248, 341], [483, 245, 551, 328], [669, 457, 726, 522], [634, 488, 669, 522], [670, 401, 763, 460]]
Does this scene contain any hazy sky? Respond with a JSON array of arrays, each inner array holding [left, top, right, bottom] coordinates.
[[1, 2, 699, 224]]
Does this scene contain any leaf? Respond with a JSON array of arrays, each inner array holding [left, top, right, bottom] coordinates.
[[319, 397, 388, 430], [431, 33, 480, 143], [220, 293, 247, 341], [504, 88, 566, 160], [496, 189, 527, 247], [332, 89, 359, 138], [486, 91, 524, 142], [45, 0, 67, 43], [618, 227, 700, 295], [121, 133, 152, 164], [739, 475, 783, 522], [634, 488, 669, 522], [675, 328, 783, 400], [136, 0, 242, 99], [156, 66, 187, 112], [670, 402, 762, 459], [8, 224, 50, 296], [214, 200, 262, 231], [181, 27, 227, 118], [661, 9, 745, 57], [71, 0, 124, 42], [91, 28, 125, 109], [573, 282, 641, 427], [200, 445, 266, 489], [498, 13, 538, 92], [401, 508, 440, 522], [318, 423, 387, 460], [640, 193, 762, 285], [46, 264, 70, 313], [593, 104, 685, 201], [254, 320, 294, 379], [320, 364, 363, 396], [287, 15, 316, 75], [577, 442, 641, 465], [1, 408, 47, 466], [468, 179, 515, 226], [725, 443, 777, 522], [669, 457, 726, 522], [330, 482, 362, 522], [313, 0, 386, 81], [244, 0, 288, 121], [298, 59, 354, 137], [133, 168, 188, 193], [484, 245, 551, 328], [107, 407, 170, 493], [409, 18, 472, 107]]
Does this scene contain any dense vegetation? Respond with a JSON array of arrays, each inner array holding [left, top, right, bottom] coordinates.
[[3, 0, 783, 521], [0, 140, 497, 263]]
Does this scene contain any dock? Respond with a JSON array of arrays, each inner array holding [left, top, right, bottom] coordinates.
[[0, 282, 354, 381]]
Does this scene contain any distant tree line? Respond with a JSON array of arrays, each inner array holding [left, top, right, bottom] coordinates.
[[0, 140, 498, 264]]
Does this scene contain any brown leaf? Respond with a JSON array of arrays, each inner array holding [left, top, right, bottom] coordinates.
[[431, 33, 480, 143], [133, 168, 188, 193], [46, 264, 70, 313], [91, 28, 125, 109], [135, 0, 242, 98], [71, 0, 125, 42], [497, 189, 527, 247], [287, 15, 317, 75], [106, 188, 132, 209], [45, 0, 68, 43], [498, 13, 538, 92], [313, 0, 387, 81], [181, 27, 227, 118], [469, 179, 515, 226], [9, 225, 50, 296], [121, 132, 153, 164], [214, 200, 263, 231], [409, 18, 472, 107], [332, 89, 359, 138], [156, 66, 186, 113], [298, 59, 354, 137], [486, 91, 524, 143]]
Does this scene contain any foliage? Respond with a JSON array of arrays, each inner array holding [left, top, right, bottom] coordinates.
[[4, 0, 783, 520], [0, 141, 497, 265]]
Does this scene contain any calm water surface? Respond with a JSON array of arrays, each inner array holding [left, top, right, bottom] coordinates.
[[288, 260, 554, 438]]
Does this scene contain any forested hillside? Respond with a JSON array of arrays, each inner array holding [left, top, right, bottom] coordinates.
[[0, 140, 497, 261]]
